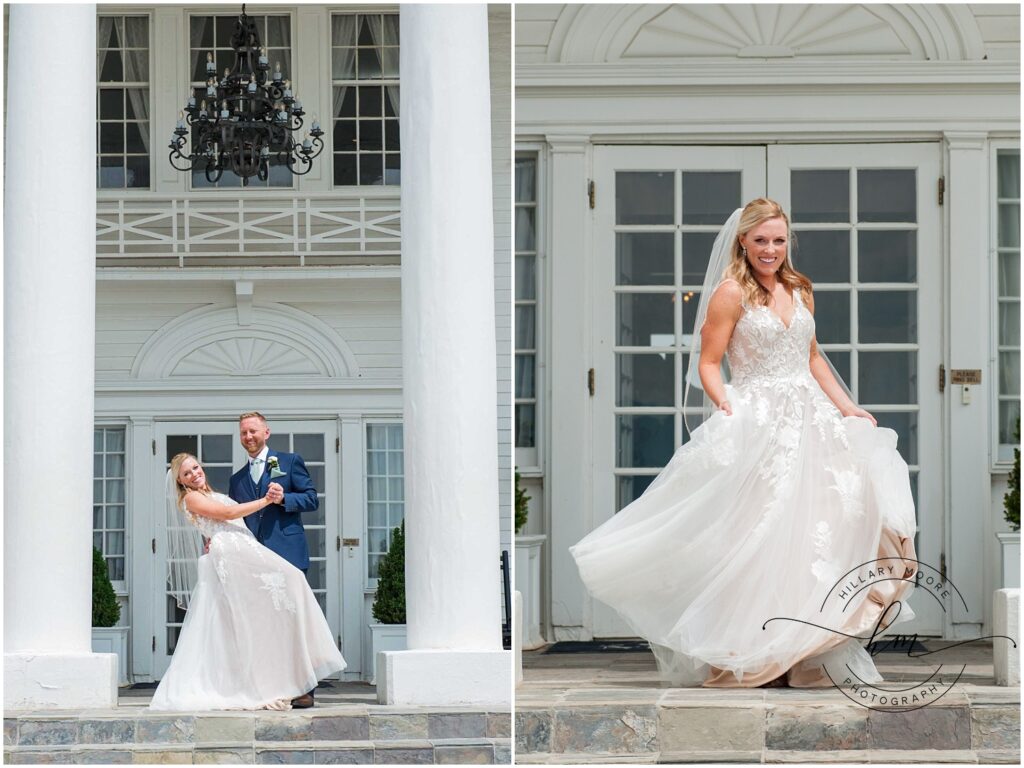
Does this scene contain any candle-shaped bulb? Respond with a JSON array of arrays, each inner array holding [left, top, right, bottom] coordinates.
[[311, 114, 320, 131], [207, 52, 214, 63]]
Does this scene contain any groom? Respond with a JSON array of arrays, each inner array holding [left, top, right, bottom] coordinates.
[[229, 411, 320, 708]]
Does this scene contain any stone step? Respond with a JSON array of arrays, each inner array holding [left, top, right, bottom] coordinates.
[[515, 748, 1022, 764], [514, 696, 1019, 758], [3, 707, 511, 764]]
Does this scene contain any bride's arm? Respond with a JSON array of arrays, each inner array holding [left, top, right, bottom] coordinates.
[[805, 291, 877, 426], [698, 281, 743, 415], [183, 490, 272, 521]]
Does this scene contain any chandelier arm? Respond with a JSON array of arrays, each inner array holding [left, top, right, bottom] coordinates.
[[168, 150, 198, 172]]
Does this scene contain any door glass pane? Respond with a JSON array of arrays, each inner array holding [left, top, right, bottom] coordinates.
[[811, 291, 850, 344], [617, 354, 674, 407], [858, 291, 917, 343], [617, 475, 656, 512], [681, 172, 740, 225], [617, 293, 674, 347], [792, 170, 849, 223], [617, 233, 673, 285], [203, 434, 232, 463], [999, 302, 1021, 347], [294, 434, 326, 463], [681, 232, 714, 286], [999, 205, 1021, 248], [826, 351, 850, 386], [792, 230, 849, 283], [999, 253, 1020, 296], [874, 412, 919, 466], [858, 231, 917, 283], [1000, 400, 1021, 445], [617, 415, 674, 468], [616, 172, 673, 225], [858, 169, 916, 223], [859, 352, 917, 404], [1000, 351, 1021, 395]]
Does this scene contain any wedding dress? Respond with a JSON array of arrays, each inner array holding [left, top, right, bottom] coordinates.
[[570, 286, 918, 687], [150, 493, 345, 710]]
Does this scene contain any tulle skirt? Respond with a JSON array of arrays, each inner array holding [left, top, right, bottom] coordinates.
[[151, 529, 345, 710], [570, 380, 918, 687]]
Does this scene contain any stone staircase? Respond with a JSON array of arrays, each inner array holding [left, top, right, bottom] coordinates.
[[4, 690, 511, 764], [515, 642, 1019, 764]]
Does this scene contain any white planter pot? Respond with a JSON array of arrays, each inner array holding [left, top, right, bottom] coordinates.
[[515, 534, 546, 650], [997, 532, 1021, 589], [91, 626, 129, 687], [369, 623, 407, 685]]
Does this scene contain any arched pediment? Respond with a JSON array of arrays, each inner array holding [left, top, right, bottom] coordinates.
[[550, 4, 985, 64], [131, 303, 360, 380]]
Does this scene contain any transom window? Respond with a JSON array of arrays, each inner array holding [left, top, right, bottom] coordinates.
[[93, 427, 127, 585], [996, 149, 1021, 459], [331, 13, 400, 186], [366, 423, 404, 580], [515, 154, 538, 450], [188, 13, 293, 188], [97, 16, 150, 189]]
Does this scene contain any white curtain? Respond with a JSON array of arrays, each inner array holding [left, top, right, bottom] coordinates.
[[368, 14, 400, 118], [332, 15, 358, 123], [122, 16, 149, 153]]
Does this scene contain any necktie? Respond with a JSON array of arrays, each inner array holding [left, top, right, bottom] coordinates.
[[250, 457, 263, 484]]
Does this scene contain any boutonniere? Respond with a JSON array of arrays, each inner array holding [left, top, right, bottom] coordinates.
[[267, 455, 286, 479]]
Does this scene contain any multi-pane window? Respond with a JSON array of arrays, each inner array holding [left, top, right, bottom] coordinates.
[[188, 14, 292, 188], [996, 149, 1021, 458], [366, 424, 404, 580], [331, 13, 400, 186], [93, 427, 127, 584], [97, 16, 150, 189], [515, 155, 538, 449]]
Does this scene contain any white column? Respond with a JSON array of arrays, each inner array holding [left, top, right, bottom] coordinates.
[[376, 4, 509, 706], [4, 4, 117, 709]]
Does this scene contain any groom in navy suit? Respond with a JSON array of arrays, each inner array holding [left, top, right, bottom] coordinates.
[[229, 411, 320, 707]]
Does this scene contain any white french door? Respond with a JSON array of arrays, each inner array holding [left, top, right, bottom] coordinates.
[[151, 420, 340, 679], [591, 143, 943, 637]]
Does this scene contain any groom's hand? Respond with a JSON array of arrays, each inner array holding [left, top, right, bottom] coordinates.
[[267, 483, 284, 505]]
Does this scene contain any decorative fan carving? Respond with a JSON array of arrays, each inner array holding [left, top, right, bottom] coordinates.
[[624, 5, 909, 60], [172, 337, 324, 377]]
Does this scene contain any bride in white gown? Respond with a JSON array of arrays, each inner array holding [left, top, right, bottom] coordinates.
[[570, 198, 918, 688], [150, 453, 345, 710]]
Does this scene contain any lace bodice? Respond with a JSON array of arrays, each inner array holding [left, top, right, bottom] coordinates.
[[184, 492, 255, 540], [727, 287, 815, 387]]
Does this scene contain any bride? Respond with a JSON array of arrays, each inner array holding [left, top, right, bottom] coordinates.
[[150, 453, 345, 710], [571, 198, 918, 688]]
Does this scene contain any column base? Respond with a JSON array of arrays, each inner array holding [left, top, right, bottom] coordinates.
[[5, 652, 118, 710], [376, 649, 511, 706]]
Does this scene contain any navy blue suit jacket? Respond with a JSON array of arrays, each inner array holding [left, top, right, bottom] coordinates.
[[229, 449, 318, 571]]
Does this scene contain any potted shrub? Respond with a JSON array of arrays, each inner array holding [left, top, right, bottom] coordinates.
[[90, 547, 129, 685], [514, 471, 546, 649], [997, 417, 1021, 588], [369, 522, 407, 683]]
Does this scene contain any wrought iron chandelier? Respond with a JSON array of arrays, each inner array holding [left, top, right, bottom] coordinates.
[[168, 5, 324, 185]]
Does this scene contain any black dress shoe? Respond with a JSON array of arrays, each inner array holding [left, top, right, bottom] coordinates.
[[291, 693, 314, 708]]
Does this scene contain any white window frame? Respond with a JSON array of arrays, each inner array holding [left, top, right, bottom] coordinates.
[[363, 417, 404, 590], [93, 421, 131, 596], [515, 143, 546, 474], [96, 11, 154, 192], [991, 140, 1021, 469], [328, 8, 401, 190], [184, 7, 298, 192]]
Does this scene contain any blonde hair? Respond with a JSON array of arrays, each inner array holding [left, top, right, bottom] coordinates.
[[170, 452, 214, 509], [239, 411, 267, 424], [722, 197, 811, 307]]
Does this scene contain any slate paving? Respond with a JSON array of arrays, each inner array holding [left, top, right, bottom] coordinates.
[[4, 685, 511, 764], [516, 640, 1020, 764]]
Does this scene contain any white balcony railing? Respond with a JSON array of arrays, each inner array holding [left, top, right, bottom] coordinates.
[[96, 194, 401, 267]]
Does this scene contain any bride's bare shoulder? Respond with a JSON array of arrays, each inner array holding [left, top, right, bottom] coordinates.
[[708, 279, 744, 316]]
